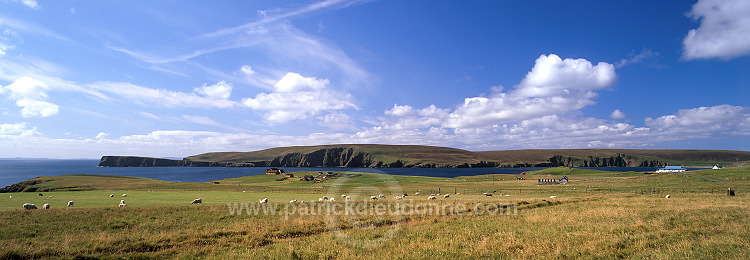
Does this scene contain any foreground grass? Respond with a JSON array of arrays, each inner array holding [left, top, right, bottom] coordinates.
[[1, 193, 748, 259], [1, 166, 748, 259]]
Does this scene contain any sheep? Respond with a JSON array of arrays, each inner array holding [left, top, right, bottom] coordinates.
[[395, 195, 403, 200], [329, 198, 336, 202], [483, 192, 493, 196], [378, 194, 386, 199], [109, 194, 114, 198], [119, 200, 127, 207], [289, 200, 298, 203], [48, 196, 53, 198], [67, 201, 74, 207], [370, 195, 378, 200], [23, 203, 37, 210], [415, 192, 420, 196], [318, 198, 325, 202], [427, 195, 437, 200], [341, 194, 347, 198], [346, 196, 352, 201], [443, 194, 450, 199], [38, 193, 43, 196], [122, 194, 127, 197], [549, 196, 557, 198], [665, 195, 671, 199], [322, 196, 329, 201], [191, 198, 202, 204], [43, 203, 50, 209], [259, 198, 268, 203]]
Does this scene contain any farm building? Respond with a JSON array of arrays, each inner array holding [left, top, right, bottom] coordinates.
[[266, 168, 285, 175], [656, 166, 687, 173]]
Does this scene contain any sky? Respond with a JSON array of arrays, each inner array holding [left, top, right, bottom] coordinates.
[[0, 0, 749, 159]]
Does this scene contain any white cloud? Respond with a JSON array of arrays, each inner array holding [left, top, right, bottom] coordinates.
[[95, 132, 109, 139], [317, 112, 358, 131], [645, 104, 749, 130], [242, 72, 357, 124], [442, 54, 616, 128], [1, 76, 60, 117], [240, 65, 256, 75], [610, 109, 626, 119], [89, 81, 239, 109], [182, 115, 221, 126], [194, 80, 232, 99], [0, 122, 39, 137], [615, 49, 660, 68], [683, 0, 750, 60], [20, 0, 38, 9]]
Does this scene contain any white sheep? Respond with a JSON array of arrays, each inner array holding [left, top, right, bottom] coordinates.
[[341, 194, 347, 198], [23, 203, 37, 210], [665, 195, 671, 199], [346, 196, 352, 201], [370, 195, 378, 200], [395, 195, 403, 200], [378, 194, 386, 199], [259, 198, 268, 203], [427, 195, 437, 200], [191, 198, 202, 204], [122, 194, 127, 197], [67, 201, 74, 207], [289, 200, 298, 203], [443, 194, 450, 199], [550, 196, 557, 198], [109, 194, 114, 198], [329, 198, 336, 202], [42, 203, 50, 209], [483, 192, 493, 196], [119, 200, 127, 207], [415, 192, 420, 196], [318, 198, 325, 202]]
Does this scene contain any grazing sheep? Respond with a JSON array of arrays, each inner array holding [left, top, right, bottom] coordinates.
[[67, 201, 74, 207], [346, 196, 352, 201], [38, 193, 43, 196], [23, 203, 37, 210], [322, 196, 329, 201], [395, 195, 403, 200], [329, 198, 336, 202], [549, 196, 557, 198], [415, 192, 420, 196], [109, 194, 114, 198], [427, 195, 437, 200], [48, 196, 53, 198], [289, 200, 298, 203], [341, 194, 347, 198], [191, 198, 202, 204], [665, 195, 671, 199], [122, 194, 127, 197], [318, 198, 325, 202], [443, 194, 450, 199], [370, 195, 378, 200], [8, 196, 11, 199], [259, 198, 268, 203], [42, 203, 50, 209], [378, 194, 385, 199], [119, 200, 127, 207], [483, 192, 493, 196]]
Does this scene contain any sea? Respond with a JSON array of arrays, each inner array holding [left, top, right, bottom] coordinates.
[[0, 159, 700, 188]]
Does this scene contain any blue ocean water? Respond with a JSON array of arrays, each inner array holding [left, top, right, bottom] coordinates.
[[0, 159, 673, 188]]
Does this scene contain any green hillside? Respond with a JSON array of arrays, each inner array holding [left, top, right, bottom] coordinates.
[[184, 144, 750, 168]]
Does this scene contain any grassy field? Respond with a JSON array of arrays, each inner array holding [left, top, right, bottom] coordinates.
[[1, 167, 749, 259]]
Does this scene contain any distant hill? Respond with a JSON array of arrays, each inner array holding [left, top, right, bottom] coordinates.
[[179, 144, 750, 168]]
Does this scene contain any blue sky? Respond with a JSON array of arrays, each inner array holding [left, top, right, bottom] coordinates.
[[1, 0, 749, 159]]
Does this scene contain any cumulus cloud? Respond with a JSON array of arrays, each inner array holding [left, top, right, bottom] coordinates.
[[645, 105, 750, 130], [610, 109, 626, 119], [0, 122, 39, 137], [242, 72, 357, 124], [683, 0, 750, 60], [194, 80, 232, 99], [94, 132, 109, 139], [0, 76, 60, 117], [442, 54, 616, 128]]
